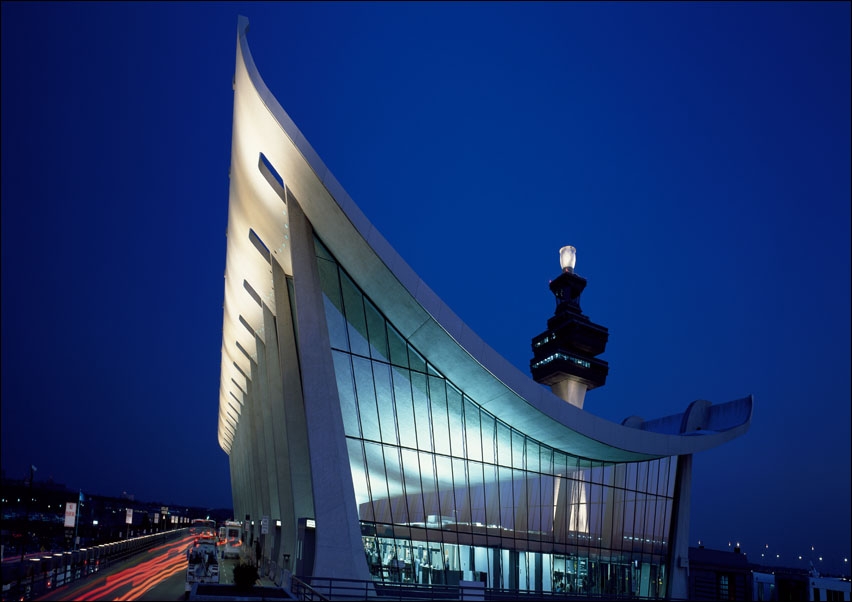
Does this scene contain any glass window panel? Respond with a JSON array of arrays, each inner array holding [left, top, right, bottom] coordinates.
[[392, 367, 416, 448], [364, 298, 389, 362], [410, 372, 433, 452], [633, 493, 647, 553], [435, 455, 455, 527], [463, 398, 482, 462], [539, 445, 553, 474], [636, 461, 649, 494], [540, 474, 555, 537], [498, 466, 515, 532], [332, 350, 360, 438], [480, 413, 496, 465], [352, 356, 381, 442], [372, 361, 398, 445], [598, 476, 615, 554], [622, 485, 636, 544], [497, 422, 512, 468], [313, 235, 334, 261], [528, 472, 543, 539], [419, 452, 440, 523], [364, 441, 391, 524], [387, 324, 408, 369], [383, 447, 407, 524], [317, 258, 349, 351], [401, 448, 424, 524], [429, 376, 451, 456], [625, 462, 638, 493], [513, 469, 531, 539], [526, 440, 540, 473], [408, 344, 426, 374], [602, 464, 614, 488], [483, 463, 500, 528], [587, 481, 602, 534], [591, 462, 605, 486], [570, 476, 590, 536], [512, 430, 526, 470], [553, 451, 568, 478], [446, 384, 465, 458], [667, 457, 678, 498], [648, 484, 662, 548], [340, 272, 370, 357], [649, 459, 661, 496], [452, 458, 471, 527], [612, 466, 630, 558], [468, 461, 486, 526], [347, 439, 372, 517]]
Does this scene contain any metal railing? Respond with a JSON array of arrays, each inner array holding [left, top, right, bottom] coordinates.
[[290, 575, 668, 601], [1, 529, 186, 601]]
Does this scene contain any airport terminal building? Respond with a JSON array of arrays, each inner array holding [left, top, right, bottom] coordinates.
[[218, 18, 752, 599]]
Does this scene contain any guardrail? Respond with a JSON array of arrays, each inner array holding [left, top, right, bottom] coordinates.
[[1, 529, 187, 601], [290, 575, 668, 600]]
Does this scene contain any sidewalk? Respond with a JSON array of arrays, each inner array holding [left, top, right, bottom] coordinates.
[[234, 550, 285, 589]]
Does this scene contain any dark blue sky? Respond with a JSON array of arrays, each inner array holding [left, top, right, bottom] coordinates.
[[2, 2, 849, 574]]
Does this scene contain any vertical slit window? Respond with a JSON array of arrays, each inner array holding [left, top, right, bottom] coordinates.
[[258, 152, 287, 202]]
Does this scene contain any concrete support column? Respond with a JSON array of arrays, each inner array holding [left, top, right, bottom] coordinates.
[[287, 197, 371, 581], [271, 258, 314, 574], [241, 367, 262, 547], [248, 357, 271, 550], [255, 323, 281, 563], [260, 301, 290, 568], [667, 454, 692, 600]]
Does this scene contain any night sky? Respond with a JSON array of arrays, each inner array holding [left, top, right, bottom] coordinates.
[[2, 2, 849, 575]]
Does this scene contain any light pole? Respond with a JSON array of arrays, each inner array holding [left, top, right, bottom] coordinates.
[[73, 491, 82, 550]]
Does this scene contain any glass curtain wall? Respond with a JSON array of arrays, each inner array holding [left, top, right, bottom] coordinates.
[[315, 237, 675, 598]]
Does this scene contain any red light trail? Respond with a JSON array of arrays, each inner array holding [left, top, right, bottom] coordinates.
[[43, 534, 197, 601]]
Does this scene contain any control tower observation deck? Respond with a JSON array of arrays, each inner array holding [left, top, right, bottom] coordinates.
[[530, 246, 609, 409]]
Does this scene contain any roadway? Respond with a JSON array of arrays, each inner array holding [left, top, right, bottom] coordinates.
[[34, 533, 205, 601]]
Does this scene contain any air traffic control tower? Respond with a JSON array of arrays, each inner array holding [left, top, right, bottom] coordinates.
[[531, 246, 609, 409]]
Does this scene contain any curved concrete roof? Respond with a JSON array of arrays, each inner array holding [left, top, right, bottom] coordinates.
[[218, 17, 752, 460]]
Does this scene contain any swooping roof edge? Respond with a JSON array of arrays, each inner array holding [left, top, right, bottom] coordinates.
[[218, 16, 752, 461]]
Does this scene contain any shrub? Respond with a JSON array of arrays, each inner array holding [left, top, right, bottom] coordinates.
[[232, 563, 258, 588]]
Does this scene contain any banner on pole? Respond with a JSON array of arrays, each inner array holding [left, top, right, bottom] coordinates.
[[64, 503, 77, 528]]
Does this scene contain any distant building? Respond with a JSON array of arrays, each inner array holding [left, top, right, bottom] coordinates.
[[687, 546, 851, 601], [218, 16, 753, 599], [689, 545, 753, 600], [809, 574, 851, 601]]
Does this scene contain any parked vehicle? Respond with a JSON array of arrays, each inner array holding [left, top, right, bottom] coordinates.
[[217, 520, 243, 559], [185, 534, 219, 597]]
